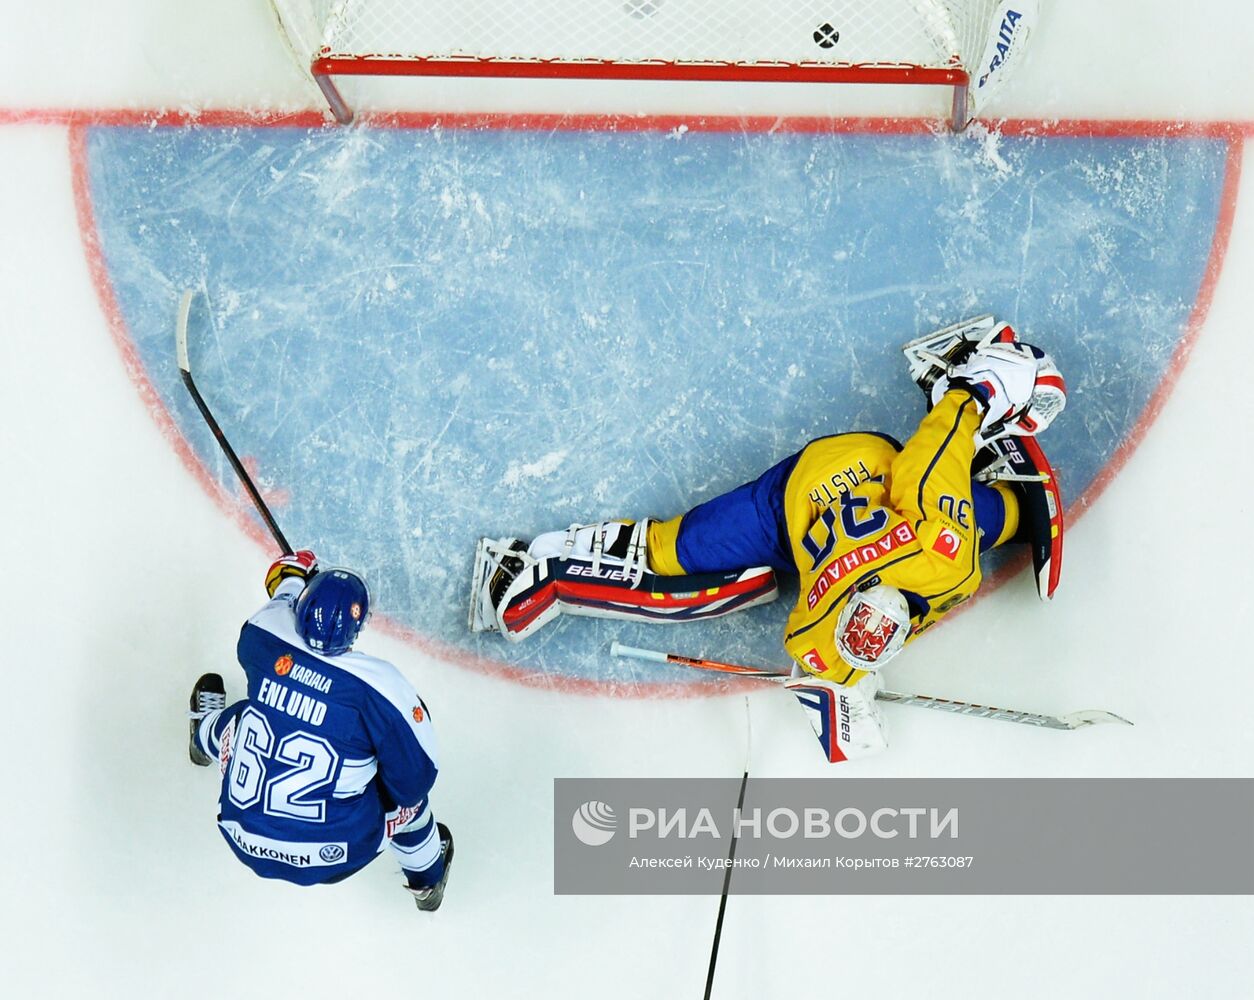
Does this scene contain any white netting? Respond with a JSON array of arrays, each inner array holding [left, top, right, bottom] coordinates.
[[275, 1, 1008, 74]]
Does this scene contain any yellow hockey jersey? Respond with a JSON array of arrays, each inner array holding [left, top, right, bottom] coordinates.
[[780, 391, 1013, 685]]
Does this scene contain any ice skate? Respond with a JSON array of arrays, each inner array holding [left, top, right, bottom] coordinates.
[[188, 672, 226, 766]]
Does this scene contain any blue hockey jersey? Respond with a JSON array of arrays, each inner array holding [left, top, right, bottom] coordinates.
[[214, 580, 439, 885]]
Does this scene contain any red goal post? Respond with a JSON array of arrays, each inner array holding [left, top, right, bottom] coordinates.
[[269, 1, 1036, 128]]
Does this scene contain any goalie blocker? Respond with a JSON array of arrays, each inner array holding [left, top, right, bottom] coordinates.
[[469, 522, 778, 641]]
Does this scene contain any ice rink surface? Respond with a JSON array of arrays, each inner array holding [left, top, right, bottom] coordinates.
[[2, 2, 1254, 997]]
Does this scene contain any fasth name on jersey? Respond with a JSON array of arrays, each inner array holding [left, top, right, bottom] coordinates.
[[806, 461, 877, 507]]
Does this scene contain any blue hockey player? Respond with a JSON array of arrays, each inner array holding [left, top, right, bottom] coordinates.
[[188, 550, 453, 910]]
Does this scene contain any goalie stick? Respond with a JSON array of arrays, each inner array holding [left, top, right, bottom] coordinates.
[[609, 642, 1131, 731], [176, 289, 293, 555]]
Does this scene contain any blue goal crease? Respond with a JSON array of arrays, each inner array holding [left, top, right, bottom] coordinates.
[[83, 124, 1229, 688]]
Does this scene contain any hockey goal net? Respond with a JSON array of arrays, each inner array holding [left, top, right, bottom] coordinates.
[[270, 1, 1034, 126]]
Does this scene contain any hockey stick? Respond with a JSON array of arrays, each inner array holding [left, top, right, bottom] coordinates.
[[176, 290, 293, 555], [704, 697, 750, 1000], [609, 642, 1131, 731], [611, 641, 787, 680]]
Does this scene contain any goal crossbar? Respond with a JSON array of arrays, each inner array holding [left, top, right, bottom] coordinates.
[[273, 2, 1034, 128]]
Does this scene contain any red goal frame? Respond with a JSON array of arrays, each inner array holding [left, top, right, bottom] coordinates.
[[310, 56, 973, 130]]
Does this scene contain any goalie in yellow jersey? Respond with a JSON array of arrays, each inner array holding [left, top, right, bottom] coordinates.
[[470, 317, 1067, 761]]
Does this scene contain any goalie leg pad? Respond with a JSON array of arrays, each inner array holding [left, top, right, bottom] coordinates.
[[468, 537, 534, 633], [495, 557, 778, 642], [470, 523, 653, 638], [975, 436, 1064, 600]]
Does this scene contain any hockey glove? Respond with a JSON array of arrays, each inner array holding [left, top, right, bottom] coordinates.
[[786, 673, 888, 763], [932, 341, 1063, 444], [265, 549, 318, 597]]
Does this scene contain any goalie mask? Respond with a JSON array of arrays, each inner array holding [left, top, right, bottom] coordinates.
[[835, 585, 911, 670]]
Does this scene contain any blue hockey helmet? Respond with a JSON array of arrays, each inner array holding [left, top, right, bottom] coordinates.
[[294, 569, 370, 656]]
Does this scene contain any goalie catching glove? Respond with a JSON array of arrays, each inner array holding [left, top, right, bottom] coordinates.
[[933, 339, 1065, 445], [904, 316, 1066, 447]]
